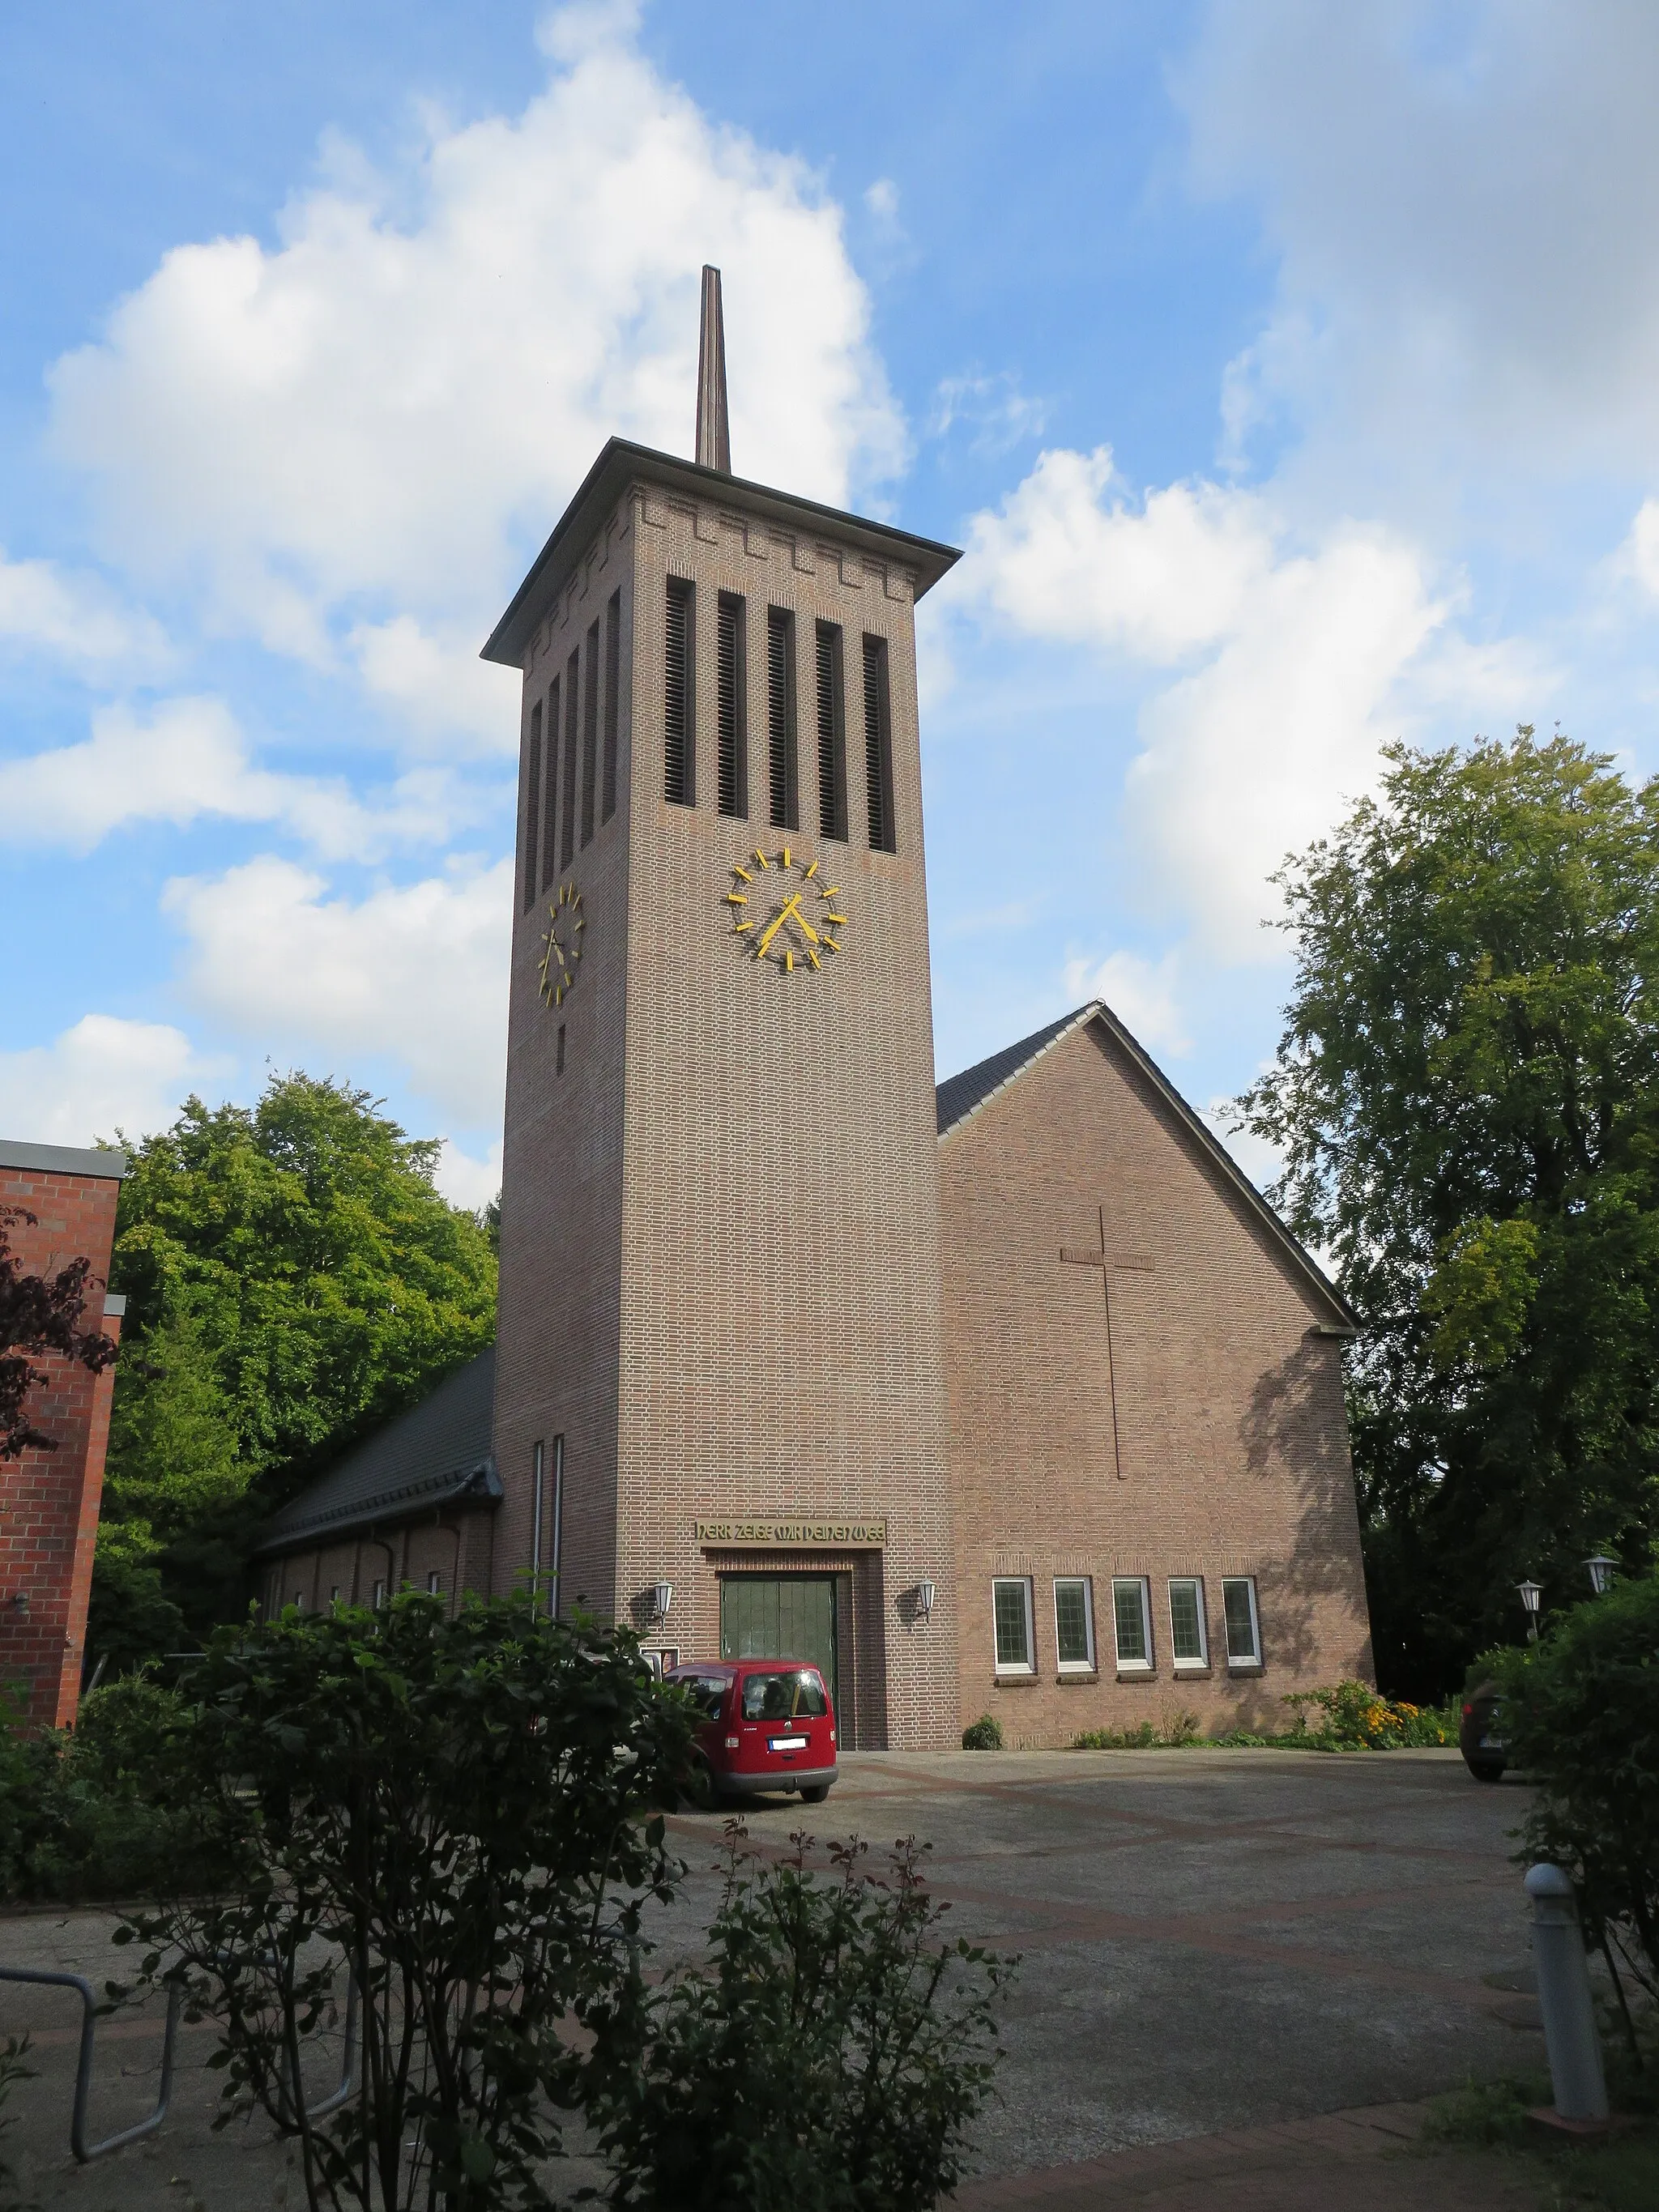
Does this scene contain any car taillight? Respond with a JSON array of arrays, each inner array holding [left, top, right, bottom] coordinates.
[[829, 1728, 835, 1744], [724, 1735, 739, 1749]]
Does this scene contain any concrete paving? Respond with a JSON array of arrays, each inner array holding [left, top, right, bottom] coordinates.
[[0, 1746, 1545, 2206]]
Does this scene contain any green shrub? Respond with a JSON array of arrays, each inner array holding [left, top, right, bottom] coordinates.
[[1073, 1710, 1202, 1751], [1281, 1680, 1454, 1749], [587, 1827, 1014, 2212], [112, 1592, 694, 2212], [961, 1714, 1003, 1750], [0, 2034, 32, 2212], [1489, 1574, 1659, 2012]]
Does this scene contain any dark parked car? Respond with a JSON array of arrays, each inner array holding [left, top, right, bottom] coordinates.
[[667, 1658, 838, 1807], [1460, 1681, 1506, 1781]]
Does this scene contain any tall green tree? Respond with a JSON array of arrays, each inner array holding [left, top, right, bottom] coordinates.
[[1240, 730, 1659, 1698], [93, 1073, 497, 1663]]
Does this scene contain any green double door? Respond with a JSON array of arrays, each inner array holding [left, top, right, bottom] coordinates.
[[719, 1575, 838, 1711]]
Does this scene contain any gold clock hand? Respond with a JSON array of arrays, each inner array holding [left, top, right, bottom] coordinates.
[[756, 893, 804, 957]]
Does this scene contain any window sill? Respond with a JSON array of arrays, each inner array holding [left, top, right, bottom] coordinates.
[[992, 1672, 1041, 1688], [1226, 1661, 1265, 1677], [1056, 1669, 1099, 1685], [1173, 1664, 1213, 1679], [1115, 1669, 1156, 1684]]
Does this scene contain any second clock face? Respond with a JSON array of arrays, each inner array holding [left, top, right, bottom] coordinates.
[[723, 846, 848, 974], [538, 881, 585, 1007]]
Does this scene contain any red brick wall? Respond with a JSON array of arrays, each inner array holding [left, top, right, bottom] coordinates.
[[1, 1166, 122, 1730], [940, 1016, 1374, 1749]]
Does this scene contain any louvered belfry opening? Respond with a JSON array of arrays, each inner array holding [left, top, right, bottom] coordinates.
[[716, 591, 746, 819], [863, 633, 896, 853], [581, 619, 600, 846], [766, 606, 797, 830], [540, 675, 560, 890], [522, 702, 542, 911], [815, 618, 847, 842], [561, 649, 580, 865], [602, 589, 621, 823], [664, 576, 695, 806]]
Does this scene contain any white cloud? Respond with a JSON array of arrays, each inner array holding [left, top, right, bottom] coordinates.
[[435, 1136, 502, 1212], [163, 855, 512, 1126], [1179, 3, 1659, 485], [864, 177, 900, 222], [0, 548, 170, 674], [0, 695, 482, 858], [967, 448, 1456, 951], [1201, 1096, 1284, 1200], [929, 371, 1047, 458], [46, 3, 902, 734], [0, 1015, 217, 1150], [1616, 498, 1659, 601], [967, 448, 1273, 662], [1063, 948, 1191, 1058]]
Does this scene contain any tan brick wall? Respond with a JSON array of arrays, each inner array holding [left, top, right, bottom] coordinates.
[[940, 1016, 1372, 1749], [490, 464, 959, 1748]]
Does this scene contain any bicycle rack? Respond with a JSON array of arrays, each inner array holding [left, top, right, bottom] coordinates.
[[0, 1965, 182, 2161], [275, 1968, 359, 2127]]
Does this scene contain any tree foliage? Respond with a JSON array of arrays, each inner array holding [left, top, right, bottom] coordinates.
[[113, 1593, 694, 2212], [0, 1202, 117, 1460], [96, 1073, 497, 1657], [1240, 731, 1659, 1695]]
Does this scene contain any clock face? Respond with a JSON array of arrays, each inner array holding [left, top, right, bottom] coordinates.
[[538, 881, 585, 1007], [723, 846, 848, 973]]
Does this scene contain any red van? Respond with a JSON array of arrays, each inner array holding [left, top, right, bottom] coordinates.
[[667, 1658, 837, 1806]]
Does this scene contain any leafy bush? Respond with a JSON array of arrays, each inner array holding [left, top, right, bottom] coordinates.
[[112, 1592, 695, 2211], [0, 2035, 32, 2212], [586, 1826, 1013, 2212], [1073, 1708, 1201, 1750], [1281, 1680, 1454, 1748], [961, 1714, 1003, 1750], [0, 1677, 217, 1905], [1489, 1575, 1659, 2014]]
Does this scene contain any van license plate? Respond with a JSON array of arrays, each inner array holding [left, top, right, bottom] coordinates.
[[769, 1735, 808, 1752]]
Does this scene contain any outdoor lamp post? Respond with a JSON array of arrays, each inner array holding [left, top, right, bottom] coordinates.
[[1584, 1554, 1617, 1596], [650, 1580, 673, 1623], [1516, 1579, 1542, 1641]]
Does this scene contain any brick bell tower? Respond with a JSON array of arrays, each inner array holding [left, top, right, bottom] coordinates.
[[483, 272, 962, 1750]]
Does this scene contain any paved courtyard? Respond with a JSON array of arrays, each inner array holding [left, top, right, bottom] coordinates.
[[1, 1747, 1545, 2207]]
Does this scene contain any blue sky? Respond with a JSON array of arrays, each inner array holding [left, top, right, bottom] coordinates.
[[6, 1, 1659, 1205]]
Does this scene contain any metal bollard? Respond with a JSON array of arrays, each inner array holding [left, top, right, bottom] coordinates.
[[1525, 1863, 1609, 2123]]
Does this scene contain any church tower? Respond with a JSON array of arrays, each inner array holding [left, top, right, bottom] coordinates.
[[483, 271, 962, 1748]]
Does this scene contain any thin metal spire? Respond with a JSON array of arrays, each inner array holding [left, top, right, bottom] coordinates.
[[694, 264, 731, 475]]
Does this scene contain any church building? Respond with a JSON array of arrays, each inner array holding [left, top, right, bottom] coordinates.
[[259, 272, 1373, 1750]]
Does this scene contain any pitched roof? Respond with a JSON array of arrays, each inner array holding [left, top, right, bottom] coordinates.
[[256, 1347, 501, 1558], [480, 438, 961, 668], [935, 1003, 1358, 1332]]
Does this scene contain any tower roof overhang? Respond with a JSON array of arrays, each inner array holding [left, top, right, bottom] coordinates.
[[480, 439, 962, 669]]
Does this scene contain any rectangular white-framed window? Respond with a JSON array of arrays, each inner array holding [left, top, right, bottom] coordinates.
[[426, 1571, 441, 1596], [992, 1578, 1035, 1674], [1053, 1578, 1095, 1672], [1168, 1577, 1208, 1669], [329, 1586, 340, 1605], [372, 1578, 386, 1610], [1222, 1576, 1262, 1665], [1111, 1576, 1153, 1671]]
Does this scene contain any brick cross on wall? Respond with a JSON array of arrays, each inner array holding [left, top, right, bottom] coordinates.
[[1060, 1205, 1156, 1481]]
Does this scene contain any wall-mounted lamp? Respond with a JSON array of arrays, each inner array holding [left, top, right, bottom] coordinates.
[[915, 1581, 936, 1621], [1516, 1579, 1542, 1641], [651, 1581, 673, 1623], [1584, 1554, 1618, 1597], [4, 1592, 28, 1623]]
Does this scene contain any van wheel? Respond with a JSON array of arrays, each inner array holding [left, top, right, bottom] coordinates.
[[800, 1783, 830, 1804], [683, 1758, 723, 1812], [1465, 1759, 1505, 1784]]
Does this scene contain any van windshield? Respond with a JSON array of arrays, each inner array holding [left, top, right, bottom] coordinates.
[[740, 1670, 828, 1721]]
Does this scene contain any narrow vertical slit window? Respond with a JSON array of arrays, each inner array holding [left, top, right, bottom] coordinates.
[[664, 577, 695, 806], [556, 1023, 566, 1075], [531, 1439, 545, 1596], [815, 619, 847, 841], [561, 648, 579, 864], [549, 1434, 565, 1619], [581, 620, 599, 846], [540, 676, 560, 890], [716, 591, 747, 818], [602, 589, 621, 822], [766, 606, 797, 829], [522, 704, 542, 913], [862, 633, 896, 852]]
